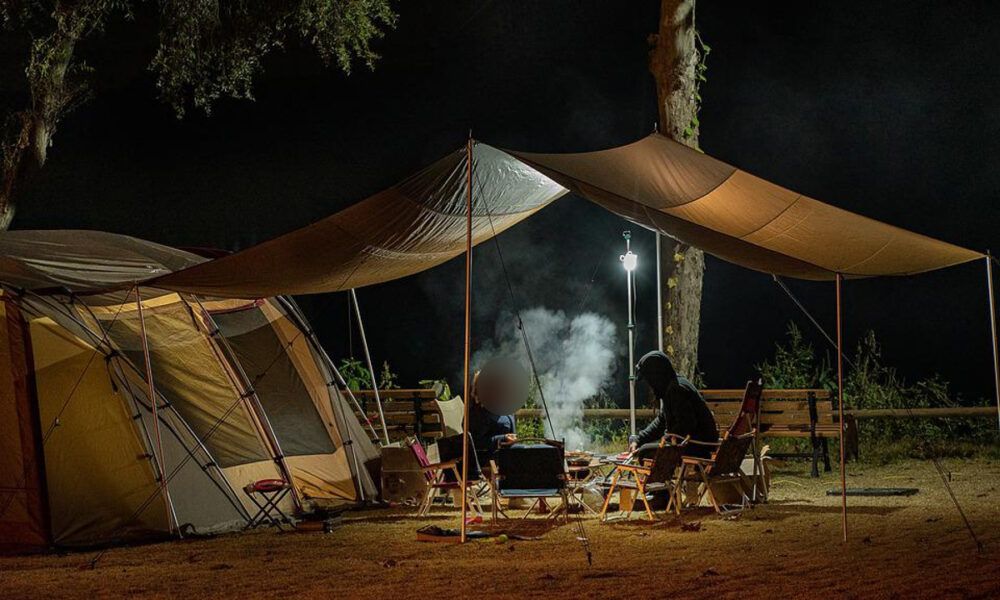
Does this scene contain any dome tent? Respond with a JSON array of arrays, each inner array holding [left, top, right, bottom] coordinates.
[[0, 231, 377, 553]]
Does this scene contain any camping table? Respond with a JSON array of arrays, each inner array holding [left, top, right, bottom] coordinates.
[[563, 457, 615, 515]]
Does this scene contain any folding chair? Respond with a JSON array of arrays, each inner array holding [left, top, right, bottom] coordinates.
[[243, 479, 295, 530], [599, 436, 688, 521], [409, 435, 483, 517], [489, 439, 570, 523], [680, 430, 756, 514], [727, 379, 766, 502]]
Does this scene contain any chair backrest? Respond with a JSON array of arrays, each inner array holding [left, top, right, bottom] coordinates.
[[646, 444, 686, 485], [436, 432, 481, 481], [726, 379, 763, 439], [709, 430, 755, 476], [408, 438, 436, 483], [494, 441, 565, 492], [436, 397, 465, 437]]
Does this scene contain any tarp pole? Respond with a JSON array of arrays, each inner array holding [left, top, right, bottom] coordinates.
[[350, 288, 390, 445], [135, 286, 180, 537], [835, 273, 847, 543], [460, 135, 474, 544], [656, 234, 664, 352], [986, 253, 1000, 430]]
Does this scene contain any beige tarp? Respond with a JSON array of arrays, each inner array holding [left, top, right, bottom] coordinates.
[[511, 134, 983, 280], [152, 144, 568, 297], [151, 135, 981, 297]]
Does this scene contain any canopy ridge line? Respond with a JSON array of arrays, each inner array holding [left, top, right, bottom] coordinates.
[[772, 275, 855, 369], [473, 149, 593, 566]]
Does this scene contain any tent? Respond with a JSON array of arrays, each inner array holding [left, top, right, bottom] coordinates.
[[0, 231, 377, 553]]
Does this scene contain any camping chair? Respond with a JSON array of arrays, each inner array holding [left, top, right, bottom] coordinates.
[[489, 439, 571, 523], [243, 479, 295, 530], [680, 430, 756, 514], [409, 435, 483, 517], [599, 436, 688, 521], [727, 379, 766, 502]]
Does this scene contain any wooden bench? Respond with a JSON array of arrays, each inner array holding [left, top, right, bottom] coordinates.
[[345, 389, 443, 445], [703, 388, 858, 478]]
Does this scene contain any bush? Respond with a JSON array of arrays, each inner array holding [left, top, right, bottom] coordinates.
[[337, 357, 399, 391], [758, 321, 998, 463]]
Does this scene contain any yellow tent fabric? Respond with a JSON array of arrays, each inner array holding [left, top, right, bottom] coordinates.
[[29, 315, 168, 545], [0, 301, 48, 552], [152, 136, 981, 297]]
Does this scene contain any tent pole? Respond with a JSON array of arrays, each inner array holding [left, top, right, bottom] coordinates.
[[350, 288, 390, 445], [135, 286, 180, 537], [835, 273, 847, 543], [656, 233, 664, 352], [986, 253, 1000, 430], [460, 134, 474, 544]]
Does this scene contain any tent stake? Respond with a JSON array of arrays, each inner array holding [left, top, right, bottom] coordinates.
[[835, 273, 847, 543], [350, 288, 390, 445], [986, 253, 1000, 430], [460, 134, 474, 544], [135, 286, 180, 537]]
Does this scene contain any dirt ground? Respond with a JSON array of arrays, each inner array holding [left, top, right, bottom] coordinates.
[[2, 459, 999, 599]]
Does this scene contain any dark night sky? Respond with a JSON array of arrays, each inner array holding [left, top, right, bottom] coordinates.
[[3, 1, 999, 401]]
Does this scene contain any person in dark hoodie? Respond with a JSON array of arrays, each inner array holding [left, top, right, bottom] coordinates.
[[627, 350, 718, 459]]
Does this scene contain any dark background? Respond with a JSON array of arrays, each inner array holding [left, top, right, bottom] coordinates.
[[3, 1, 998, 402]]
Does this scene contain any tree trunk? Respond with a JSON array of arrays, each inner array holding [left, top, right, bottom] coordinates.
[[1, 11, 87, 231], [649, 0, 705, 379]]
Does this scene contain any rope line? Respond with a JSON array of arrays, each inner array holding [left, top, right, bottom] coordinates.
[[772, 275, 855, 368]]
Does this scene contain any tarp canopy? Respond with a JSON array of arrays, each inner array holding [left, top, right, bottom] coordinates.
[[152, 144, 566, 297], [512, 134, 983, 280], [150, 134, 981, 297]]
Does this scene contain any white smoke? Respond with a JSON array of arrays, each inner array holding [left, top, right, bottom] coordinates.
[[473, 307, 618, 451]]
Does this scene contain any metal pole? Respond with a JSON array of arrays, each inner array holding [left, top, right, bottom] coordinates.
[[986, 253, 1000, 430], [135, 286, 180, 537], [835, 273, 847, 543], [350, 288, 390, 445], [656, 234, 664, 353], [625, 233, 637, 437], [460, 135, 474, 544]]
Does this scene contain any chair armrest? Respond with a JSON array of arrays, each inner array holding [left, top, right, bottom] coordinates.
[[682, 456, 714, 466], [615, 464, 650, 475], [420, 459, 458, 472], [685, 439, 721, 448]]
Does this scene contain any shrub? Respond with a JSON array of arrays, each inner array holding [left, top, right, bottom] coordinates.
[[758, 321, 998, 463]]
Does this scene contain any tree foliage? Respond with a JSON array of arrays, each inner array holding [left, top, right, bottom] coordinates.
[[0, 0, 396, 227]]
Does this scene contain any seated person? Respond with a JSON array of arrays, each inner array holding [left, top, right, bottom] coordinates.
[[627, 350, 718, 459], [467, 371, 517, 464]]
